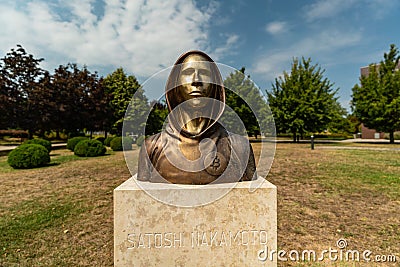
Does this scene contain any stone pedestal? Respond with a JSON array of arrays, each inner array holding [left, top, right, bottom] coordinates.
[[114, 176, 277, 266]]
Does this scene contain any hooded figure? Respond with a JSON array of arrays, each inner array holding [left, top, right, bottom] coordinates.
[[137, 51, 256, 184]]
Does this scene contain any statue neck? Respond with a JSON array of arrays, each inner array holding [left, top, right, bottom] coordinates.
[[184, 117, 207, 135], [175, 108, 208, 136]]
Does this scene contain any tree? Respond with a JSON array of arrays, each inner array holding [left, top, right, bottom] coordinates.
[[123, 87, 149, 136], [223, 68, 271, 137], [326, 102, 352, 134], [346, 115, 361, 135], [352, 44, 400, 143], [51, 63, 108, 137], [0, 46, 114, 138], [0, 45, 45, 135], [76, 68, 110, 136], [84, 76, 111, 136], [28, 71, 54, 136], [145, 100, 168, 135], [267, 57, 340, 142], [103, 68, 141, 134], [0, 73, 8, 129], [51, 64, 87, 135]]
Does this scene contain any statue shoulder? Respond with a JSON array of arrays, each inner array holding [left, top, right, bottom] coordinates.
[[143, 133, 162, 156], [227, 132, 250, 145], [226, 133, 253, 155]]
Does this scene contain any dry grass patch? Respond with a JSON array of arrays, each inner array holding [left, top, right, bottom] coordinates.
[[0, 149, 133, 266], [265, 143, 399, 266], [1, 144, 399, 266]]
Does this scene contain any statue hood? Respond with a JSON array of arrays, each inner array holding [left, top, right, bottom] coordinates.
[[165, 50, 225, 138]]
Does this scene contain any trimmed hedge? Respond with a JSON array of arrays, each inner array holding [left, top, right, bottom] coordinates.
[[67, 137, 88, 151], [110, 137, 132, 151], [23, 138, 52, 152], [104, 136, 115, 147], [95, 136, 106, 144], [8, 144, 50, 169], [74, 139, 106, 157], [136, 135, 145, 147]]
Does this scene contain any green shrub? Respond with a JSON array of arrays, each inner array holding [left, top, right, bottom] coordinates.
[[74, 139, 106, 157], [67, 137, 88, 151], [23, 138, 52, 152], [110, 137, 133, 151], [110, 137, 122, 151], [95, 136, 106, 144], [8, 144, 50, 169], [136, 135, 145, 147], [104, 136, 115, 147]]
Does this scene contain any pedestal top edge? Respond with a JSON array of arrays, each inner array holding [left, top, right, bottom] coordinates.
[[115, 174, 276, 191]]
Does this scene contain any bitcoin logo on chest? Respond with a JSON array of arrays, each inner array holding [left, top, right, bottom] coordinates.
[[204, 152, 227, 176]]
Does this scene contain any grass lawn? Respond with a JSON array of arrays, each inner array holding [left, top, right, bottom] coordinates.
[[0, 148, 133, 266], [0, 144, 399, 266]]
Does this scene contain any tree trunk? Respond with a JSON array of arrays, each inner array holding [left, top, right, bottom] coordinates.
[[389, 131, 395, 144], [293, 132, 297, 143], [28, 129, 33, 140], [38, 129, 45, 138]]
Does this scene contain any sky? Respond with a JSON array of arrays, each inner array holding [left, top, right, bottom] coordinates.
[[1, 0, 399, 110]]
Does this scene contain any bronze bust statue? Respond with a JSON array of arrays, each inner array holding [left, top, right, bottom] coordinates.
[[137, 50, 256, 184]]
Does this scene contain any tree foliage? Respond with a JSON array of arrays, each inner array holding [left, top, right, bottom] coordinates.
[[0, 45, 112, 138], [267, 57, 341, 141], [0, 45, 148, 139], [51, 63, 109, 136], [145, 100, 168, 136], [223, 68, 272, 137], [103, 68, 141, 134], [352, 44, 400, 143], [326, 102, 354, 134], [0, 45, 45, 134]]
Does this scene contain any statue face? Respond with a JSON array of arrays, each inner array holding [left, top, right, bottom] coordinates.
[[178, 54, 212, 108]]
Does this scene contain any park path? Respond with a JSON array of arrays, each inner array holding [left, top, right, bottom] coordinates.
[[1, 139, 398, 153], [0, 145, 18, 151], [0, 143, 66, 154], [317, 145, 400, 151]]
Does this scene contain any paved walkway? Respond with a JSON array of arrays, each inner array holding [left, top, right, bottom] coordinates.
[[318, 145, 400, 151], [340, 138, 400, 143], [1, 139, 399, 153], [272, 138, 400, 144], [0, 143, 66, 154]]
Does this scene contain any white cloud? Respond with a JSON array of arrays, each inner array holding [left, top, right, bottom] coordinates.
[[265, 21, 287, 35], [304, 0, 399, 21], [251, 29, 363, 81], [304, 0, 357, 21], [365, 0, 400, 19], [0, 0, 237, 78], [212, 34, 240, 60]]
